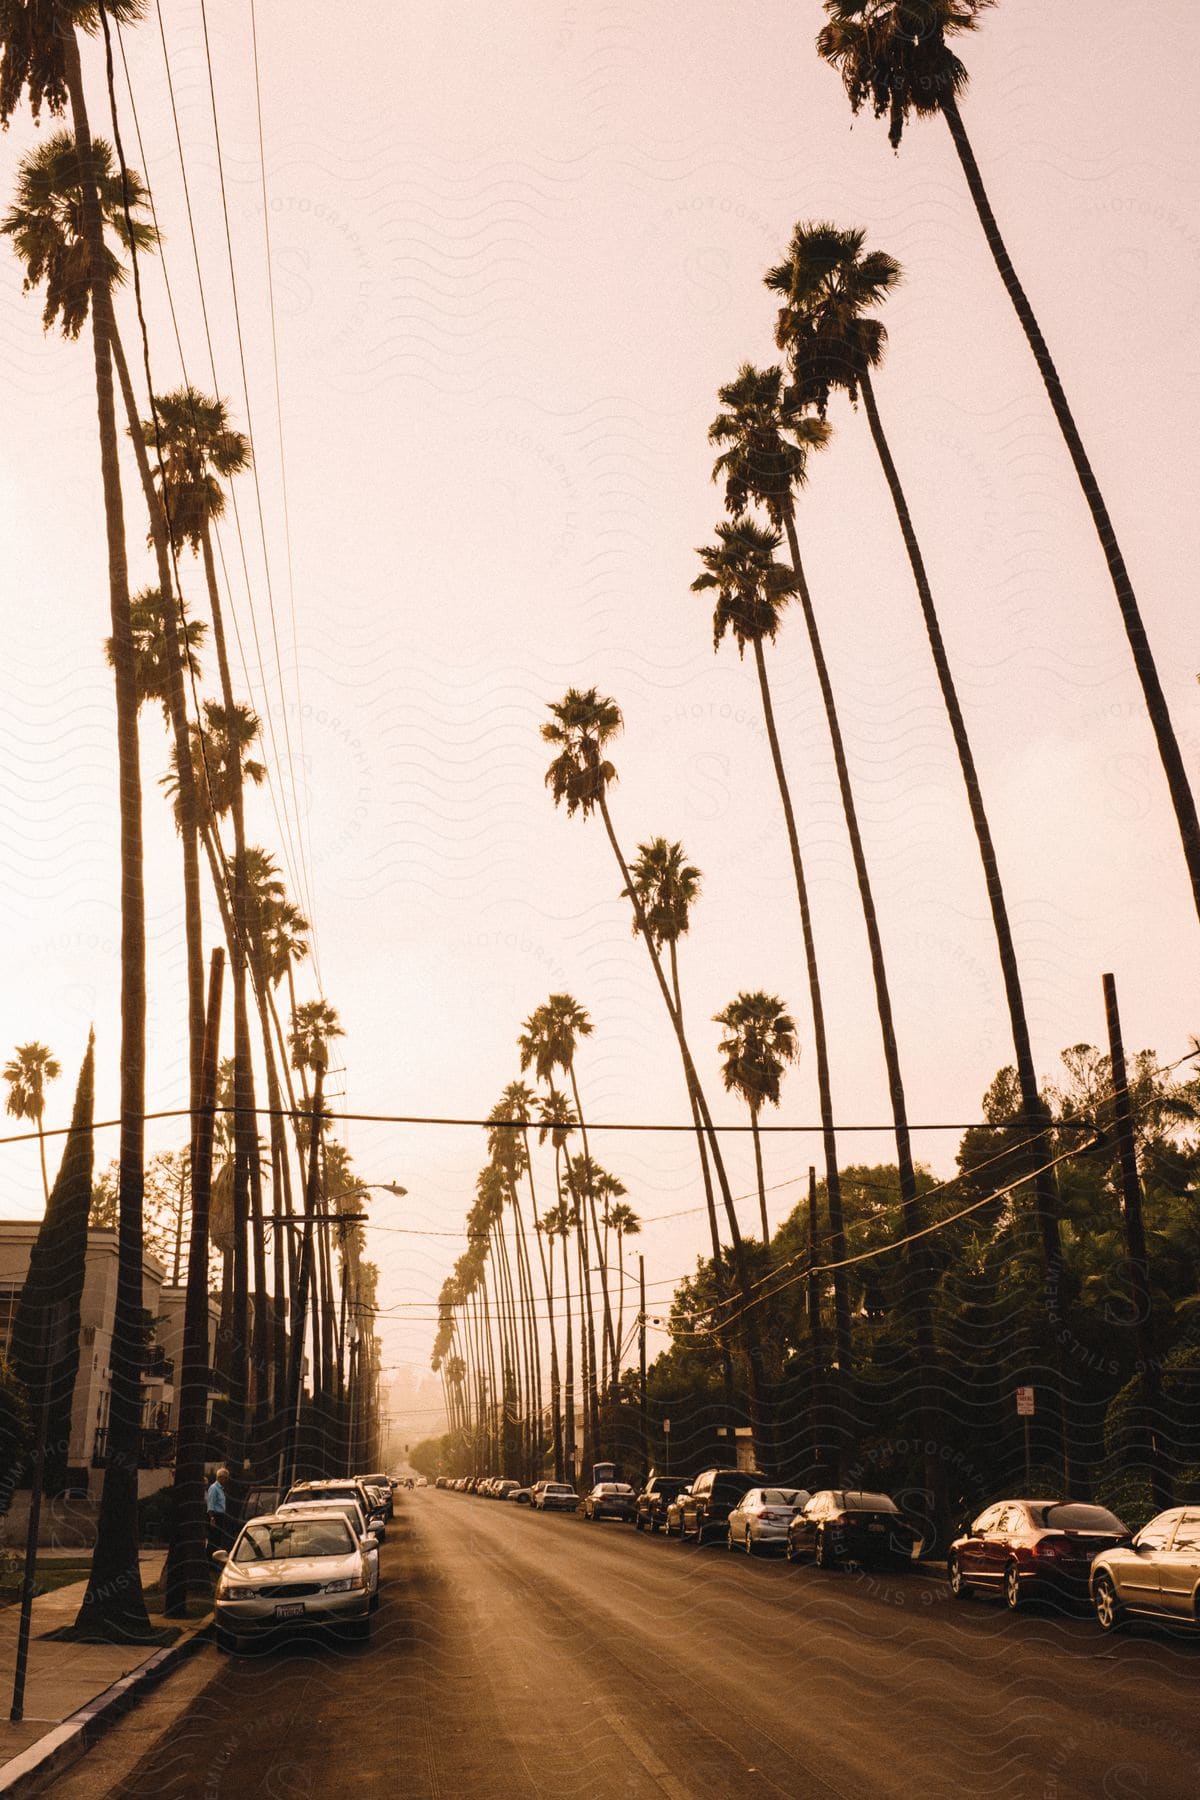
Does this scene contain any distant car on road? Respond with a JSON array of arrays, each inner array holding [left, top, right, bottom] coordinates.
[[786, 1490, 917, 1571], [948, 1499, 1130, 1609], [726, 1486, 810, 1555], [634, 1475, 689, 1534], [358, 1472, 394, 1519], [534, 1482, 579, 1513], [584, 1482, 637, 1522], [214, 1511, 371, 1652], [1091, 1508, 1200, 1631], [676, 1469, 765, 1545]]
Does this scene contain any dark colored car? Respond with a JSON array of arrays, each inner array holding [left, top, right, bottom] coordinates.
[[635, 1475, 689, 1534], [677, 1469, 765, 1545], [584, 1482, 637, 1522], [949, 1499, 1131, 1610], [786, 1490, 918, 1570], [1091, 1507, 1200, 1631]]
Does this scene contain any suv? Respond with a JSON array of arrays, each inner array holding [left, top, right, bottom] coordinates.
[[635, 1475, 689, 1534], [677, 1469, 765, 1545]]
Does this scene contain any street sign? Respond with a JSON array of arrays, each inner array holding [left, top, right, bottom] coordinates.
[[1016, 1386, 1036, 1417]]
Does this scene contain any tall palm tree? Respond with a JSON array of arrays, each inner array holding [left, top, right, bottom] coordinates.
[[816, 0, 1200, 919], [714, 992, 799, 1245], [4, 1042, 61, 1205], [520, 1000, 612, 1451], [767, 221, 1068, 1478], [488, 1093, 544, 1478], [540, 1199, 576, 1480], [625, 836, 737, 1413], [496, 1079, 561, 1477], [3, 129, 209, 1174], [1, 0, 151, 1640], [543, 689, 775, 1466], [606, 1200, 640, 1386], [538, 1088, 580, 1476]]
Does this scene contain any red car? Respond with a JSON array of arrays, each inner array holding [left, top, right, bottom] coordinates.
[[948, 1499, 1130, 1611]]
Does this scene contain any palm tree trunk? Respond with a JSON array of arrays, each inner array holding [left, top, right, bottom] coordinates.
[[63, 25, 150, 1641], [667, 939, 737, 1421], [595, 793, 775, 1471], [509, 1185, 543, 1480], [749, 634, 853, 1384], [559, 1220, 576, 1481], [523, 1129, 562, 1480], [860, 366, 1069, 1484], [567, 1066, 618, 1418], [109, 328, 206, 1128], [749, 1106, 770, 1246], [941, 90, 1200, 922]]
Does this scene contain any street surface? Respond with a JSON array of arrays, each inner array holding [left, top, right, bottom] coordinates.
[[63, 1491, 1200, 1799]]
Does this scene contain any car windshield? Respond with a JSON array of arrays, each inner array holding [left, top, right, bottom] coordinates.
[[761, 1489, 804, 1506], [1033, 1504, 1127, 1533], [547, 1484, 575, 1494], [234, 1519, 354, 1562], [281, 1501, 362, 1531], [843, 1493, 898, 1512]]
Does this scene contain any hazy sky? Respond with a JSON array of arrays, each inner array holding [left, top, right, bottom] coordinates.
[[1, 1, 1197, 1416]]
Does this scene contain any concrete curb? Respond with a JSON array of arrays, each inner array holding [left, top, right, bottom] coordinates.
[[0, 1617, 213, 1797]]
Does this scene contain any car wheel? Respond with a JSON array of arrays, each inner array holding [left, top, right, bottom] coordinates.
[[726, 1525, 736, 1551], [948, 1554, 970, 1600], [785, 1535, 799, 1565], [650, 1517, 660, 1534], [1094, 1574, 1124, 1633], [369, 1590, 380, 1614], [635, 1515, 644, 1532], [1003, 1563, 1023, 1612], [744, 1529, 755, 1556], [814, 1530, 831, 1570]]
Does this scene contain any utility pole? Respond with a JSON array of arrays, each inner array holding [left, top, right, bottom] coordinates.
[[1103, 973, 1171, 1511], [638, 1254, 647, 1479], [283, 1063, 326, 1489], [165, 949, 224, 1617], [807, 1167, 825, 1484]]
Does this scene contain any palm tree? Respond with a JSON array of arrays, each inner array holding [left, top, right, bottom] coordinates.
[[625, 836, 737, 1413], [290, 1000, 344, 1077], [767, 220, 1068, 1479], [543, 688, 775, 1466], [714, 993, 799, 1244], [606, 1201, 640, 1387], [496, 1079, 561, 1476], [540, 1199, 576, 1480], [520, 999, 612, 1452], [4, 1042, 61, 1205], [488, 1092, 545, 1478], [3, 129, 209, 1175], [816, 1, 1200, 919], [1, 2, 151, 1639]]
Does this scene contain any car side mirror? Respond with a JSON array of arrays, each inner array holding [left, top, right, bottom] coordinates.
[[211, 1549, 229, 1565], [361, 1534, 375, 1550]]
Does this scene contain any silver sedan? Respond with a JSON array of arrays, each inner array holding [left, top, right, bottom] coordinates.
[[726, 1486, 811, 1555], [214, 1511, 373, 1651], [1091, 1507, 1200, 1631]]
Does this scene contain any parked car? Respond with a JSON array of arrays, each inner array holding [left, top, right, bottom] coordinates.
[[726, 1486, 810, 1555], [635, 1475, 689, 1534], [676, 1469, 765, 1545], [786, 1490, 917, 1570], [948, 1499, 1130, 1609], [415, 1477, 428, 1488], [1090, 1508, 1200, 1631], [285, 1479, 387, 1536], [584, 1482, 637, 1522], [491, 1479, 521, 1501], [358, 1472, 394, 1519], [510, 1486, 534, 1505], [664, 1487, 693, 1538], [214, 1511, 371, 1652], [533, 1482, 579, 1512], [275, 1498, 381, 1605]]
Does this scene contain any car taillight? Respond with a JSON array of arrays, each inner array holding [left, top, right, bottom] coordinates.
[[1034, 1536, 1070, 1559], [760, 1510, 790, 1522]]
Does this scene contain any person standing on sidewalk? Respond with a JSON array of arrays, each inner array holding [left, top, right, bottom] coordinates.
[[205, 1467, 231, 1555]]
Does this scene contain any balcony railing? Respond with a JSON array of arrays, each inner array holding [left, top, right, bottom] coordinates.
[[92, 1427, 177, 1470]]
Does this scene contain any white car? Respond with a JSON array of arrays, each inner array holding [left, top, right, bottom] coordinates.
[[276, 1498, 381, 1605], [726, 1486, 811, 1555], [214, 1511, 371, 1652]]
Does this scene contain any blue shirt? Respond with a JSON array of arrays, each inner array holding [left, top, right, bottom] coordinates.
[[206, 1480, 227, 1515]]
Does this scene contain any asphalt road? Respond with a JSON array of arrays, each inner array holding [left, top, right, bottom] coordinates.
[[69, 1492, 1200, 1799]]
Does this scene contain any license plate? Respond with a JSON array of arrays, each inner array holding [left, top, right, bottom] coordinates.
[[274, 1602, 305, 1619], [867, 1523, 886, 1533]]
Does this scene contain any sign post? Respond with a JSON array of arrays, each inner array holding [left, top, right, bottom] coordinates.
[[1016, 1387, 1036, 1490]]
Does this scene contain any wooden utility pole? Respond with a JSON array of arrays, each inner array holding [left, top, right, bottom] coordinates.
[[165, 949, 224, 1617], [1103, 973, 1171, 1511], [283, 1064, 326, 1488], [638, 1255, 647, 1479]]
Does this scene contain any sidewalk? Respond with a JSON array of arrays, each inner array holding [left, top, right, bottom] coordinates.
[[0, 1554, 211, 1794]]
